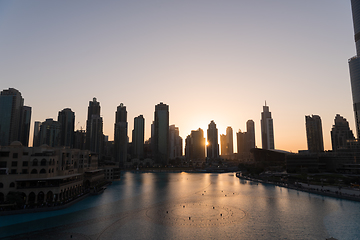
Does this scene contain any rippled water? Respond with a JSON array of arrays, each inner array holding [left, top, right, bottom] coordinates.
[[1, 172, 360, 239]]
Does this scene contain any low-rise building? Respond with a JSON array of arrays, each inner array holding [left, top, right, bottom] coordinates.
[[0, 141, 106, 207]]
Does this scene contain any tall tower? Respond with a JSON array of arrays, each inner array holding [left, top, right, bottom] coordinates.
[[114, 103, 128, 167], [33, 121, 41, 147], [153, 102, 169, 165], [305, 115, 324, 153], [169, 124, 182, 159], [236, 130, 246, 153], [261, 102, 274, 150], [74, 129, 86, 150], [38, 118, 61, 147], [220, 134, 227, 155], [86, 97, 103, 154], [0, 88, 31, 146], [185, 135, 191, 160], [226, 126, 233, 154], [330, 114, 355, 151], [132, 115, 144, 159], [246, 120, 255, 151], [349, 0, 360, 138], [237, 120, 256, 154], [19, 106, 31, 147], [185, 128, 205, 161], [207, 120, 219, 159], [58, 108, 75, 147]]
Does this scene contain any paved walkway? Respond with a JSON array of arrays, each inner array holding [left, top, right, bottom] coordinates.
[[237, 174, 360, 201], [298, 183, 360, 195], [296, 182, 360, 200]]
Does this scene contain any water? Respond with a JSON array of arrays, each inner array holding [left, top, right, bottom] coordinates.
[[1, 172, 360, 239]]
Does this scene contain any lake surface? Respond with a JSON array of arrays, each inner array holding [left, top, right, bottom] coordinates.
[[1, 172, 360, 239]]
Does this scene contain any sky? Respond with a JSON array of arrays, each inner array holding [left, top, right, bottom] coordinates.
[[0, 0, 356, 153]]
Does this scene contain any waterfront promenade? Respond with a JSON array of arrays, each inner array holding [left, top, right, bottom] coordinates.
[[236, 173, 360, 202]]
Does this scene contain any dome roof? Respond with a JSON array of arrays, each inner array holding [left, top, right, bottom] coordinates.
[[10, 141, 23, 146]]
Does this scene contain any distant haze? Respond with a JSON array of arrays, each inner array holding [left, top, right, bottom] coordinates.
[[0, 1, 355, 152]]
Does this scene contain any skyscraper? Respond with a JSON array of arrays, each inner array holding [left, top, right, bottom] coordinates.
[[236, 130, 246, 153], [185, 135, 191, 160], [132, 115, 144, 159], [305, 115, 324, 153], [331, 114, 355, 151], [153, 102, 169, 165], [185, 128, 205, 161], [220, 127, 234, 156], [207, 120, 219, 159], [33, 121, 41, 147], [169, 124, 182, 159], [220, 134, 227, 156], [226, 126, 233, 155], [261, 103, 274, 150], [58, 108, 75, 147], [246, 120, 255, 150], [19, 106, 31, 147], [349, 0, 360, 138], [38, 118, 61, 147], [74, 130, 86, 150], [0, 88, 31, 146], [237, 120, 256, 154], [114, 103, 128, 166], [86, 98, 103, 154]]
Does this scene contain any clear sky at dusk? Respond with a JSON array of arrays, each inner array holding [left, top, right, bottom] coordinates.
[[0, 0, 356, 152]]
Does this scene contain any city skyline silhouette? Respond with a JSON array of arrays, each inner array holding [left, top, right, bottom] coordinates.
[[0, 1, 355, 152]]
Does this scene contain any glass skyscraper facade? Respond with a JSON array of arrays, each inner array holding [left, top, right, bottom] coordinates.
[[58, 108, 75, 147], [0, 88, 31, 146], [349, 0, 360, 138], [153, 102, 169, 165], [207, 120, 219, 159], [132, 115, 144, 159], [86, 98, 103, 154], [305, 115, 324, 153], [261, 103, 274, 150], [114, 103, 127, 166]]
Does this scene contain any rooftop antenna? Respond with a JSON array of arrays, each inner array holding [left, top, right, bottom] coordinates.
[[265, 100, 267, 106]]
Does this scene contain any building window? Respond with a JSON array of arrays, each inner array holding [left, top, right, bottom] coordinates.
[[9, 182, 15, 188], [0, 161, 6, 168], [0, 152, 9, 157], [11, 161, 17, 167], [31, 169, 37, 174], [32, 159, 38, 166], [10, 169, 17, 174], [12, 153, 18, 159], [22, 169, 28, 174], [41, 159, 46, 166], [23, 152, 28, 156], [23, 161, 28, 166]]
